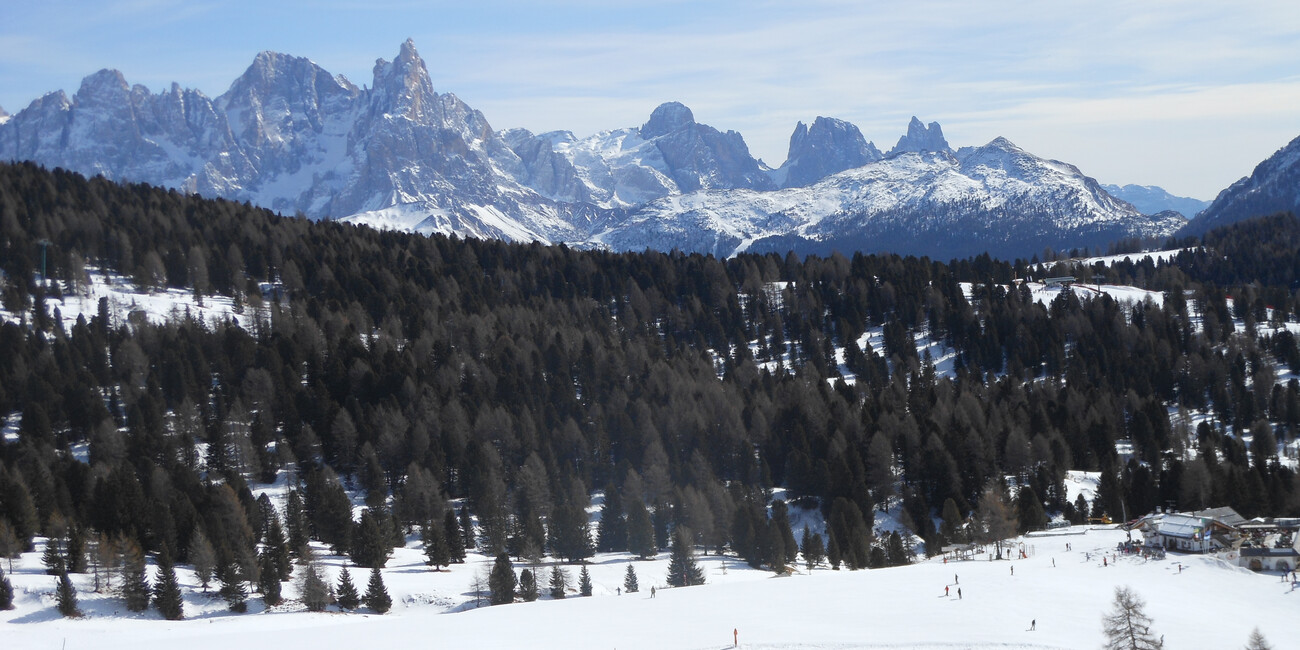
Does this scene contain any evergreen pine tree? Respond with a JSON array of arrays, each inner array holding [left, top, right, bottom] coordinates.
[[55, 572, 81, 617], [548, 565, 570, 599], [0, 565, 15, 610], [1015, 485, 1047, 534], [444, 510, 466, 563], [66, 525, 88, 573], [623, 564, 639, 593], [120, 540, 150, 612], [42, 537, 65, 575], [626, 499, 656, 559], [349, 509, 391, 568], [770, 500, 799, 565], [264, 515, 292, 579], [218, 564, 248, 613], [298, 560, 329, 612], [595, 485, 627, 553], [153, 549, 184, 620], [827, 533, 842, 570], [518, 568, 539, 602], [488, 553, 517, 605], [666, 529, 704, 587], [362, 566, 391, 614], [258, 551, 282, 607], [800, 525, 825, 570], [285, 489, 310, 558], [189, 527, 217, 591], [422, 520, 452, 570], [336, 565, 360, 610], [579, 565, 593, 596]]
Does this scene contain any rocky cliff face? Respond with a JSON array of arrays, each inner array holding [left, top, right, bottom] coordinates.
[[0, 40, 597, 243], [1182, 134, 1300, 236], [887, 116, 951, 156], [772, 116, 882, 188]]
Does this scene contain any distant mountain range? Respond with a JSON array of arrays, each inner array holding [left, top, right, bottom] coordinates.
[[1101, 184, 1209, 220], [5, 40, 1286, 260]]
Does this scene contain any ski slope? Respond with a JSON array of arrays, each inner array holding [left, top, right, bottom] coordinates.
[[2, 526, 1293, 649]]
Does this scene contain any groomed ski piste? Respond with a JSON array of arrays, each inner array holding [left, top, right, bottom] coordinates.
[[3, 517, 1295, 649]]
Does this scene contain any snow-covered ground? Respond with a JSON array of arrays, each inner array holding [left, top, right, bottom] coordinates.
[[3, 526, 1293, 649], [1, 269, 244, 331]]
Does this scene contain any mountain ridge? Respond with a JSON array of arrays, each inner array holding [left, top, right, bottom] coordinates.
[[0, 41, 1188, 260]]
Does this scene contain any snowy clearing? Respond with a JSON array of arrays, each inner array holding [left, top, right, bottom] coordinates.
[[2, 526, 1293, 649]]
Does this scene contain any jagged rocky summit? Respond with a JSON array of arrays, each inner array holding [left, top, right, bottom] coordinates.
[[0, 41, 1185, 260]]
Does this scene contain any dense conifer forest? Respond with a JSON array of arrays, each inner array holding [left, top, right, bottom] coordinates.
[[0, 161, 1297, 597]]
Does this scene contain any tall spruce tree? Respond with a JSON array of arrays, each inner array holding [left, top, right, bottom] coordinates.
[[264, 515, 292, 579], [350, 509, 391, 568], [422, 520, 452, 570], [189, 527, 217, 592], [595, 485, 627, 553], [579, 565, 593, 596], [548, 565, 570, 599], [800, 525, 825, 570], [444, 510, 467, 564], [488, 553, 517, 605], [218, 564, 248, 613], [55, 572, 81, 617], [666, 529, 704, 587], [120, 540, 150, 612], [153, 550, 184, 620], [626, 499, 657, 559], [336, 565, 360, 610], [298, 560, 329, 612], [362, 566, 391, 614], [258, 552, 282, 607], [623, 564, 639, 593]]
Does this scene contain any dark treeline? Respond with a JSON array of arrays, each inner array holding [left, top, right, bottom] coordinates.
[[0, 161, 1298, 592]]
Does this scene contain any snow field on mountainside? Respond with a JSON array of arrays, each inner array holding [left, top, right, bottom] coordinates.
[[4, 524, 1295, 649], [0, 268, 242, 332]]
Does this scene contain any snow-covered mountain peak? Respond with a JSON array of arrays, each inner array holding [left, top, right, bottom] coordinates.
[[640, 101, 696, 138], [887, 116, 951, 156]]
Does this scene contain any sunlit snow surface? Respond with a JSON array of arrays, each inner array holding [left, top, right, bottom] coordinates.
[[2, 522, 1292, 650], [0, 269, 242, 331]]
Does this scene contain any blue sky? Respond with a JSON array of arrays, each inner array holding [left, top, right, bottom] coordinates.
[[3, 0, 1299, 199]]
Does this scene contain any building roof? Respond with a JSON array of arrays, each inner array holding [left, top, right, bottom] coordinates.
[[1157, 514, 1209, 540], [1190, 507, 1246, 527]]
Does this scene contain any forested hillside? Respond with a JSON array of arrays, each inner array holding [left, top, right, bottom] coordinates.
[[0, 162, 1297, 597]]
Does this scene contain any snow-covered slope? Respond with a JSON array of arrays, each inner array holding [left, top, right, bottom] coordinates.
[[2, 526, 1289, 650], [595, 138, 1185, 259], [1183, 133, 1300, 236]]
